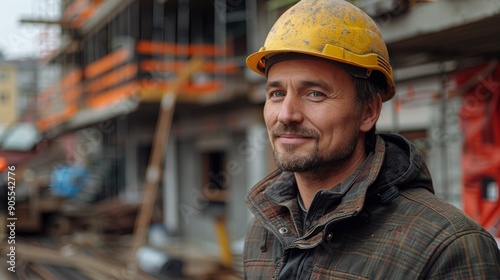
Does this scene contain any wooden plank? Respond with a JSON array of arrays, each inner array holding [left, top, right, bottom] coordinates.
[[29, 263, 61, 280], [16, 242, 157, 280], [129, 58, 204, 261], [215, 216, 233, 267]]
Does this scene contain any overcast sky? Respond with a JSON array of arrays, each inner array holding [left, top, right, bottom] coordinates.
[[0, 0, 61, 60]]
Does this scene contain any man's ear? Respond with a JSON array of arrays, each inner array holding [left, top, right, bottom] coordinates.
[[360, 94, 382, 132]]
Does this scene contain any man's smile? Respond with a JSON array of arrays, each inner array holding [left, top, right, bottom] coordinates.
[[276, 134, 313, 145]]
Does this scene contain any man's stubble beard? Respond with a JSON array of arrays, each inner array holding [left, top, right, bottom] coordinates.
[[272, 131, 358, 174]]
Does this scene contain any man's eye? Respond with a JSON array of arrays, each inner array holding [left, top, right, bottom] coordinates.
[[309, 91, 325, 98], [269, 91, 285, 98]]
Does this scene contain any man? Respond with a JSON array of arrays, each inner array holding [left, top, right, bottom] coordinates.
[[243, 0, 500, 279]]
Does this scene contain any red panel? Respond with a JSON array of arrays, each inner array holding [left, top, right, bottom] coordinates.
[[459, 61, 500, 236]]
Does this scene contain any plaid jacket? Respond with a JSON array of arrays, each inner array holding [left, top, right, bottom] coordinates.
[[244, 134, 500, 279]]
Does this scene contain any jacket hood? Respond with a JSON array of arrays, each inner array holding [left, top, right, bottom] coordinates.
[[369, 133, 434, 198]]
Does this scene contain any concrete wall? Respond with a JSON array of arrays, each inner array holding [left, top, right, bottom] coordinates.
[[378, 0, 500, 44], [378, 70, 464, 208]]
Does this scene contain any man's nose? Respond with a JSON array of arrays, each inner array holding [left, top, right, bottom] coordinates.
[[277, 94, 304, 124]]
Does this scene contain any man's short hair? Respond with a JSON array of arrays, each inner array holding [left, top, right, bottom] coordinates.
[[353, 70, 387, 107], [353, 70, 388, 148]]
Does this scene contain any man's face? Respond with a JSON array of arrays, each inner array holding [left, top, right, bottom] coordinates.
[[264, 58, 367, 173]]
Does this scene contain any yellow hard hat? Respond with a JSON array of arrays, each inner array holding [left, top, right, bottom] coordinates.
[[246, 0, 395, 101]]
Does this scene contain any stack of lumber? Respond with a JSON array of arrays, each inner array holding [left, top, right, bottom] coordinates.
[[3, 236, 243, 279]]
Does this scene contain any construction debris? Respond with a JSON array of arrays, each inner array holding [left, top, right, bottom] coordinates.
[[2, 233, 243, 280]]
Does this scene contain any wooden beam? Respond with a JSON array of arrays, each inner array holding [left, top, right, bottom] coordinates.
[[27, 263, 59, 280], [129, 58, 204, 260], [16, 242, 156, 280], [20, 18, 74, 29]]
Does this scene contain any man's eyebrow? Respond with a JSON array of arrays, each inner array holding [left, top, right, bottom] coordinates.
[[300, 80, 332, 91], [265, 80, 282, 91], [266, 79, 332, 91]]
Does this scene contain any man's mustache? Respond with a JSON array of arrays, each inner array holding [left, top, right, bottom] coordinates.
[[271, 124, 319, 139]]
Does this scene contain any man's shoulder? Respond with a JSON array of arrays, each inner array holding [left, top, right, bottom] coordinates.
[[364, 187, 499, 263], [397, 188, 490, 236]]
